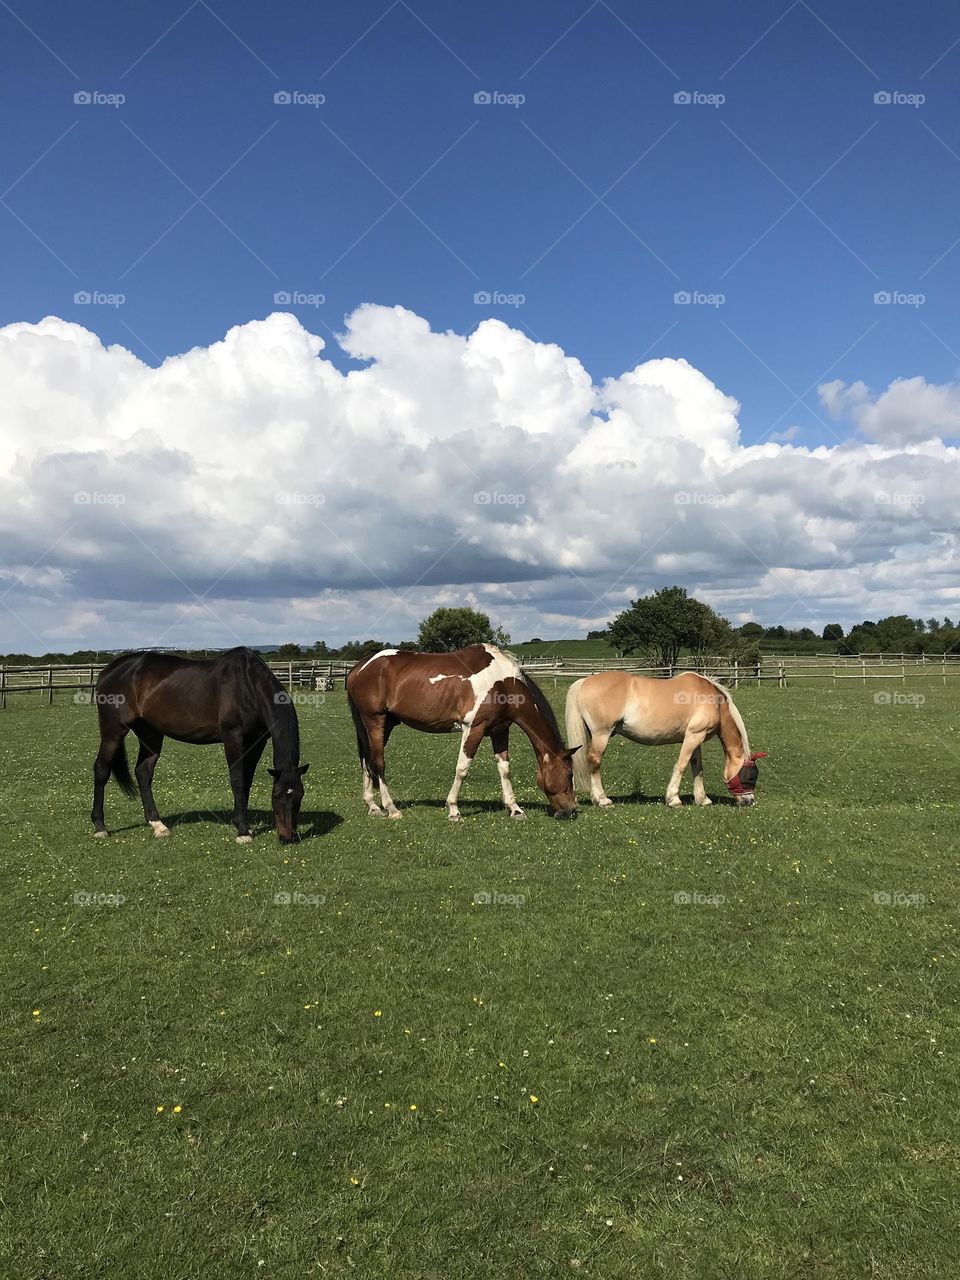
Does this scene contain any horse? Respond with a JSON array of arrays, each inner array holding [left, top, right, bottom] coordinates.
[[90, 647, 309, 843], [345, 644, 579, 820], [564, 671, 765, 808]]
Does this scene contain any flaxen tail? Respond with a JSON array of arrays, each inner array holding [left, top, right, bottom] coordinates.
[[564, 679, 592, 794]]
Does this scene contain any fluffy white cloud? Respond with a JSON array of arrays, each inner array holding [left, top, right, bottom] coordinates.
[[819, 375, 960, 445], [1, 304, 959, 652]]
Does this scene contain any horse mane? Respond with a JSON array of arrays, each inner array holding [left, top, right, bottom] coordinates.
[[695, 674, 750, 754], [247, 650, 301, 763], [520, 670, 564, 744]]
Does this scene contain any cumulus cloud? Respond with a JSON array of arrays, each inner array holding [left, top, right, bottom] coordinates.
[[819, 375, 960, 445], [1, 304, 959, 652]]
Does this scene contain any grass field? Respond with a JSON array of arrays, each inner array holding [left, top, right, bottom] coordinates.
[[2, 679, 959, 1278]]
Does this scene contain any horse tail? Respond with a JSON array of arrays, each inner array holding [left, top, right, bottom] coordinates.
[[348, 691, 379, 784], [109, 737, 137, 798], [564, 679, 592, 794]]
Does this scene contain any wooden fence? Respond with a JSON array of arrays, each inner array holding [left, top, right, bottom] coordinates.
[[2, 652, 959, 708]]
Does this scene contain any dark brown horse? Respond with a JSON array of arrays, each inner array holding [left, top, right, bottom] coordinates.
[[90, 647, 308, 843], [346, 644, 578, 820]]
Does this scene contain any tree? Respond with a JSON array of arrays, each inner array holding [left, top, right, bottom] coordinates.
[[738, 622, 764, 638], [822, 623, 844, 642], [607, 586, 733, 669], [276, 643, 302, 657], [417, 607, 509, 653]]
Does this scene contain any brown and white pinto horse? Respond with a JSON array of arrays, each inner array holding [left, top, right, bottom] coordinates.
[[565, 671, 765, 808], [346, 644, 579, 820]]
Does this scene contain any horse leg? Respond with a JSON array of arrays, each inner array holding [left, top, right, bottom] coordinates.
[[242, 732, 268, 820], [489, 725, 524, 820], [368, 715, 402, 819], [134, 724, 168, 836], [690, 745, 712, 806], [446, 723, 485, 822], [586, 728, 614, 807], [666, 731, 707, 807], [91, 728, 125, 837], [224, 730, 254, 842]]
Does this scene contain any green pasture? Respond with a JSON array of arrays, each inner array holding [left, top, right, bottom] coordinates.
[[1, 680, 958, 1278]]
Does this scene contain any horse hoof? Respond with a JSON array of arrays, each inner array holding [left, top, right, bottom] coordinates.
[[235, 834, 254, 844], [92, 830, 108, 839], [387, 810, 402, 821], [597, 798, 614, 808], [367, 808, 386, 818], [448, 811, 461, 823], [150, 822, 170, 837], [697, 797, 713, 807], [666, 798, 682, 809], [510, 810, 526, 820]]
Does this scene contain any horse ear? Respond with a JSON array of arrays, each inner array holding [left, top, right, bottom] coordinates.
[[298, 763, 310, 775], [564, 745, 581, 758]]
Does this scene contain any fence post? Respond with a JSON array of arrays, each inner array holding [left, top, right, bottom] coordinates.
[[755, 659, 761, 687], [778, 661, 785, 689], [733, 659, 739, 690], [46, 666, 54, 706], [861, 657, 866, 685], [0, 665, 5, 710]]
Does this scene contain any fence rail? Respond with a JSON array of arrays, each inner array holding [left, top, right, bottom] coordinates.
[[2, 651, 959, 708]]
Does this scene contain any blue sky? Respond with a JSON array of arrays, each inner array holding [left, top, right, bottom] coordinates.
[[3, 1, 960, 651], [4, 0, 959, 442]]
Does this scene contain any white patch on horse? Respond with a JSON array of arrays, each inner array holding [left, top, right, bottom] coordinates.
[[358, 648, 399, 672], [429, 673, 456, 684], [462, 644, 521, 727]]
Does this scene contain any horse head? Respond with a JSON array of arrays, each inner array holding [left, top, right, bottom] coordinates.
[[537, 747, 580, 818], [726, 751, 767, 806], [268, 763, 309, 841]]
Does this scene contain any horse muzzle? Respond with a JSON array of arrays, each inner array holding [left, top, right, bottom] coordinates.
[[553, 806, 577, 820]]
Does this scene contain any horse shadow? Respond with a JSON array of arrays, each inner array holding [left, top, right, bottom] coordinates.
[[603, 791, 739, 808], [109, 808, 344, 838]]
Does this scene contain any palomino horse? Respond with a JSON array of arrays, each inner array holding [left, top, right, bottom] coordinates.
[[346, 644, 579, 820], [565, 671, 765, 807], [90, 647, 309, 843]]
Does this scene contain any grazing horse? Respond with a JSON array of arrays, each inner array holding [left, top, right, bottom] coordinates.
[[565, 671, 765, 808], [90, 647, 309, 843], [345, 644, 579, 820]]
